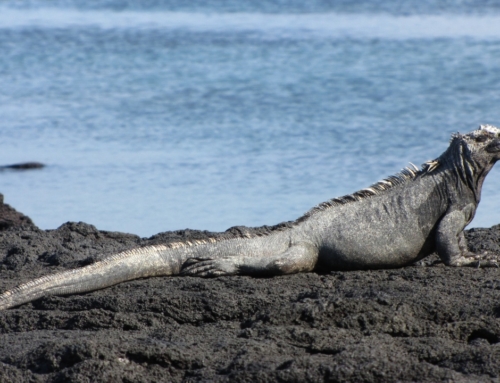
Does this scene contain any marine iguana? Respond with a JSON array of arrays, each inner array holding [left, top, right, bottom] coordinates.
[[1, 125, 499, 310]]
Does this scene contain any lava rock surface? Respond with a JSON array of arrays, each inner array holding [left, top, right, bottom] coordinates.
[[0, 194, 499, 382]]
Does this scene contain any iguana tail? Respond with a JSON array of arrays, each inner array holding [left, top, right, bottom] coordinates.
[[0, 244, 179, 310]]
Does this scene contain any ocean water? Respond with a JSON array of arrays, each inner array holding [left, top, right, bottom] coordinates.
[[1, 1, 499, 237]]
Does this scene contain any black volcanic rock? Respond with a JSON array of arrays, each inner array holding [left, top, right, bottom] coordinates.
[[0, 194, 37, 231], [0, 198, 499, 382]]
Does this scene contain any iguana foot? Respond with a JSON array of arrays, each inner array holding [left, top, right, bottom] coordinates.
[[181, 257, 238, 277], [447, 252, 499, 268]]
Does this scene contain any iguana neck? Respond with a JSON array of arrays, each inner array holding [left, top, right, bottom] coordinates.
[[440, 138, 495, 204]]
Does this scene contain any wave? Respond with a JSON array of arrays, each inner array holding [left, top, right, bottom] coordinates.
[[1, 8, 500, 39]]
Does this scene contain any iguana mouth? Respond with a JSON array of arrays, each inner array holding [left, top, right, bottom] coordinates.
[[485, 140, 500, 154]]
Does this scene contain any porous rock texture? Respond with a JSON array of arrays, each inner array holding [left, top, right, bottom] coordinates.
[[0, 193, 499, 382]]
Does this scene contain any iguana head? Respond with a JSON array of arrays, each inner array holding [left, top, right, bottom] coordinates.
[[441, 124, 500, 201], [461, 124, 500, 163], [427, 125, 500, 173]]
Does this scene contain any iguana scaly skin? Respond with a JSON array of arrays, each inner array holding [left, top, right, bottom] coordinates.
[[1, 125, 499, 310]]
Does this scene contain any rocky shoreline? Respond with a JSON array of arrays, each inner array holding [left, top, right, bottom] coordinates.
[[0, 194, 499, 382]]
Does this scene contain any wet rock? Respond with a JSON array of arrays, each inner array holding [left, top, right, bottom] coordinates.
[[0, 162, 45, 170]]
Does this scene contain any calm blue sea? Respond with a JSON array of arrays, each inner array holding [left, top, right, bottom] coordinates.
[[1, 1, 500, 237]]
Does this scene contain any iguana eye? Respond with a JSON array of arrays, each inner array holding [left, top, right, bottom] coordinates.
[[475, 135, 488, 143]]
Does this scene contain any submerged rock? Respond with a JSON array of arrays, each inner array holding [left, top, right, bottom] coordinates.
[[0, 162, 45, 170]]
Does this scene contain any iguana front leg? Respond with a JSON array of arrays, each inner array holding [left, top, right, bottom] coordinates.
[[436, 210, 498, 267], [181, 241, 319, 277]]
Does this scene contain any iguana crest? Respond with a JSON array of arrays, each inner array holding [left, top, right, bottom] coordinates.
[[297, 163, 424, 222]]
